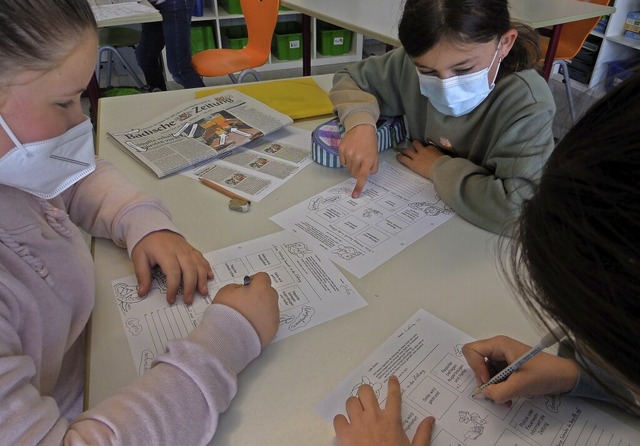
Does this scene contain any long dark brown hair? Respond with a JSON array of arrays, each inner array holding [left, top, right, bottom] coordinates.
[[508, 69, 640, 407], [398, 0, 540, 79]]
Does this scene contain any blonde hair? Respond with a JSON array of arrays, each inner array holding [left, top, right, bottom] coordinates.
[[0, 0, 97, 86]]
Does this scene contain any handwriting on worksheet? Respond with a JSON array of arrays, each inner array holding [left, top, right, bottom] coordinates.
[[271, 162, 455, 278], [111, 231, 366, 375], [317, 309, 639, 445]]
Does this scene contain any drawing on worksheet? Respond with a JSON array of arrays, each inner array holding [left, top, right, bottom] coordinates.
[[316, 309, 640, 446], [271, 162, 456, 278], [110, 230, 367, 376]]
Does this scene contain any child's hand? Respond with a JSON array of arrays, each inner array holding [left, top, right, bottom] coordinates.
[[213, 272, 279, 348], [131, 230, 213, 305], [334, 376, 435, 446], [396, 140, 444, 179], [462, 336, 580, 404], [339, 124, 379, 198]]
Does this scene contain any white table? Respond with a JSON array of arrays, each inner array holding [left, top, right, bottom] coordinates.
[[87, 0, 162, 121], [281, 0, 615, 80], [88, 74, 639, 445]]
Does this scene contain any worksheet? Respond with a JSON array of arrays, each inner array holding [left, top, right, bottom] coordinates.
[[184, 126, 313, 202], [90, 2, 156, 23], [317, 309, 640, 445], [111, 231, 367, 375], [271, 162, 455, 278]]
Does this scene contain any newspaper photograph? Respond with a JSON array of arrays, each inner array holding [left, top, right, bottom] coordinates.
[[185, 126, 314, 202], [108, 89, 294, 178]]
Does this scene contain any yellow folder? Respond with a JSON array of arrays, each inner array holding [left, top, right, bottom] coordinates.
[[194, 77, 334, 120]]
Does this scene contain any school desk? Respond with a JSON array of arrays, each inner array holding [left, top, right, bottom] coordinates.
[[86, 0, 162, 123], [88, 74, 639, 444], [280, 0, 615, 80]]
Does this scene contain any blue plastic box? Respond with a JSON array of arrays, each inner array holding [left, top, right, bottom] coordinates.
[[604, 59, 637, 91]]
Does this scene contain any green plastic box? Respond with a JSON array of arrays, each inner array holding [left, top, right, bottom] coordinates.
[[316, 21, 353, 56], [222, 25, 249, 49], [191, 24, 216, 54], [219, 0, 242, 14], [272, 21, 303, 60]]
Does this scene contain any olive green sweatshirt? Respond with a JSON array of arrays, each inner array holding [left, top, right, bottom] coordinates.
[[330, 47, 556, 234]]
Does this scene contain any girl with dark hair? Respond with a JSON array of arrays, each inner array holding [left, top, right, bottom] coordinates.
[[463, 68, 640, 411], [333, 68, 640, 446], [330, 0, 555, 234], [0, 0, 278, 443]]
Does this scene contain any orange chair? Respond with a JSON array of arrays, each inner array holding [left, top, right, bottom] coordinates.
[[539, 0, 610, 123], [192, 0, 280, 83]]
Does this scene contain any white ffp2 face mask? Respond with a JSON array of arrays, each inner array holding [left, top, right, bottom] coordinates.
[[0, 115, 96, 199], [417, 45, 502, 117]]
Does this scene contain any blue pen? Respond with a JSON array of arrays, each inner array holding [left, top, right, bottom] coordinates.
[[472, 326, 565, 397]]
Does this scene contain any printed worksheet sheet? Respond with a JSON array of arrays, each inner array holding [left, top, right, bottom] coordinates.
[[317, 309, 640, 446], [90, 2, 156, 23], [271, 162, 455, 278], [111, 231, 367, 375]]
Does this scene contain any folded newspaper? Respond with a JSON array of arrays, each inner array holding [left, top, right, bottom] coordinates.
[[108, 89, 294, 178]]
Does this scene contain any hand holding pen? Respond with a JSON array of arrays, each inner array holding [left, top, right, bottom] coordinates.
[[213, 272, 280, 348], [462, 328, 581, 404]]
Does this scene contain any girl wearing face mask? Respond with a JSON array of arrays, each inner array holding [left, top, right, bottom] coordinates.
[[330, 0, 555, 234], [0, 0, 279, 444]]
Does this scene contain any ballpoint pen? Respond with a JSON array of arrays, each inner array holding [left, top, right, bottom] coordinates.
[[472, 325, 565, 397]]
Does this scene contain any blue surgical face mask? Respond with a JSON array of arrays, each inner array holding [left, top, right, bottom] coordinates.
[[417, 43, 503, 117], [0, 114, 96, 199]]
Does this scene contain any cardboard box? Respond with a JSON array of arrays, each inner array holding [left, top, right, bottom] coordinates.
[[623, 11, 640, 33], [624, 30, 640, 41]]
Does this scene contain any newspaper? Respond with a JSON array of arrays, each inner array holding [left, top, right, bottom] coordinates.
[[108, 90, 294, 178], [184, 126, 313, 202]]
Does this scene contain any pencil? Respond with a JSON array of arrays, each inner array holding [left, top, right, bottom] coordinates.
[[199, 177, 251, 205], [471, 326, 565, 397]]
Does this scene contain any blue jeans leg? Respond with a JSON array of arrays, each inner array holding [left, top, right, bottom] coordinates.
[[159, 0, 205, 89], [136, 0, 205, 89], [136, 21, 167, 90]]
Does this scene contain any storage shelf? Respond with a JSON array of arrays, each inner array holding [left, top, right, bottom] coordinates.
[[568, 0, 640, 94], [606, 33, 640, 50], [187, 0, 363, 75]]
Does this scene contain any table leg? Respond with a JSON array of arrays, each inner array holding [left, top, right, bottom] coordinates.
[[302, 14, 311, 76], [542, 24, 563, 81]]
